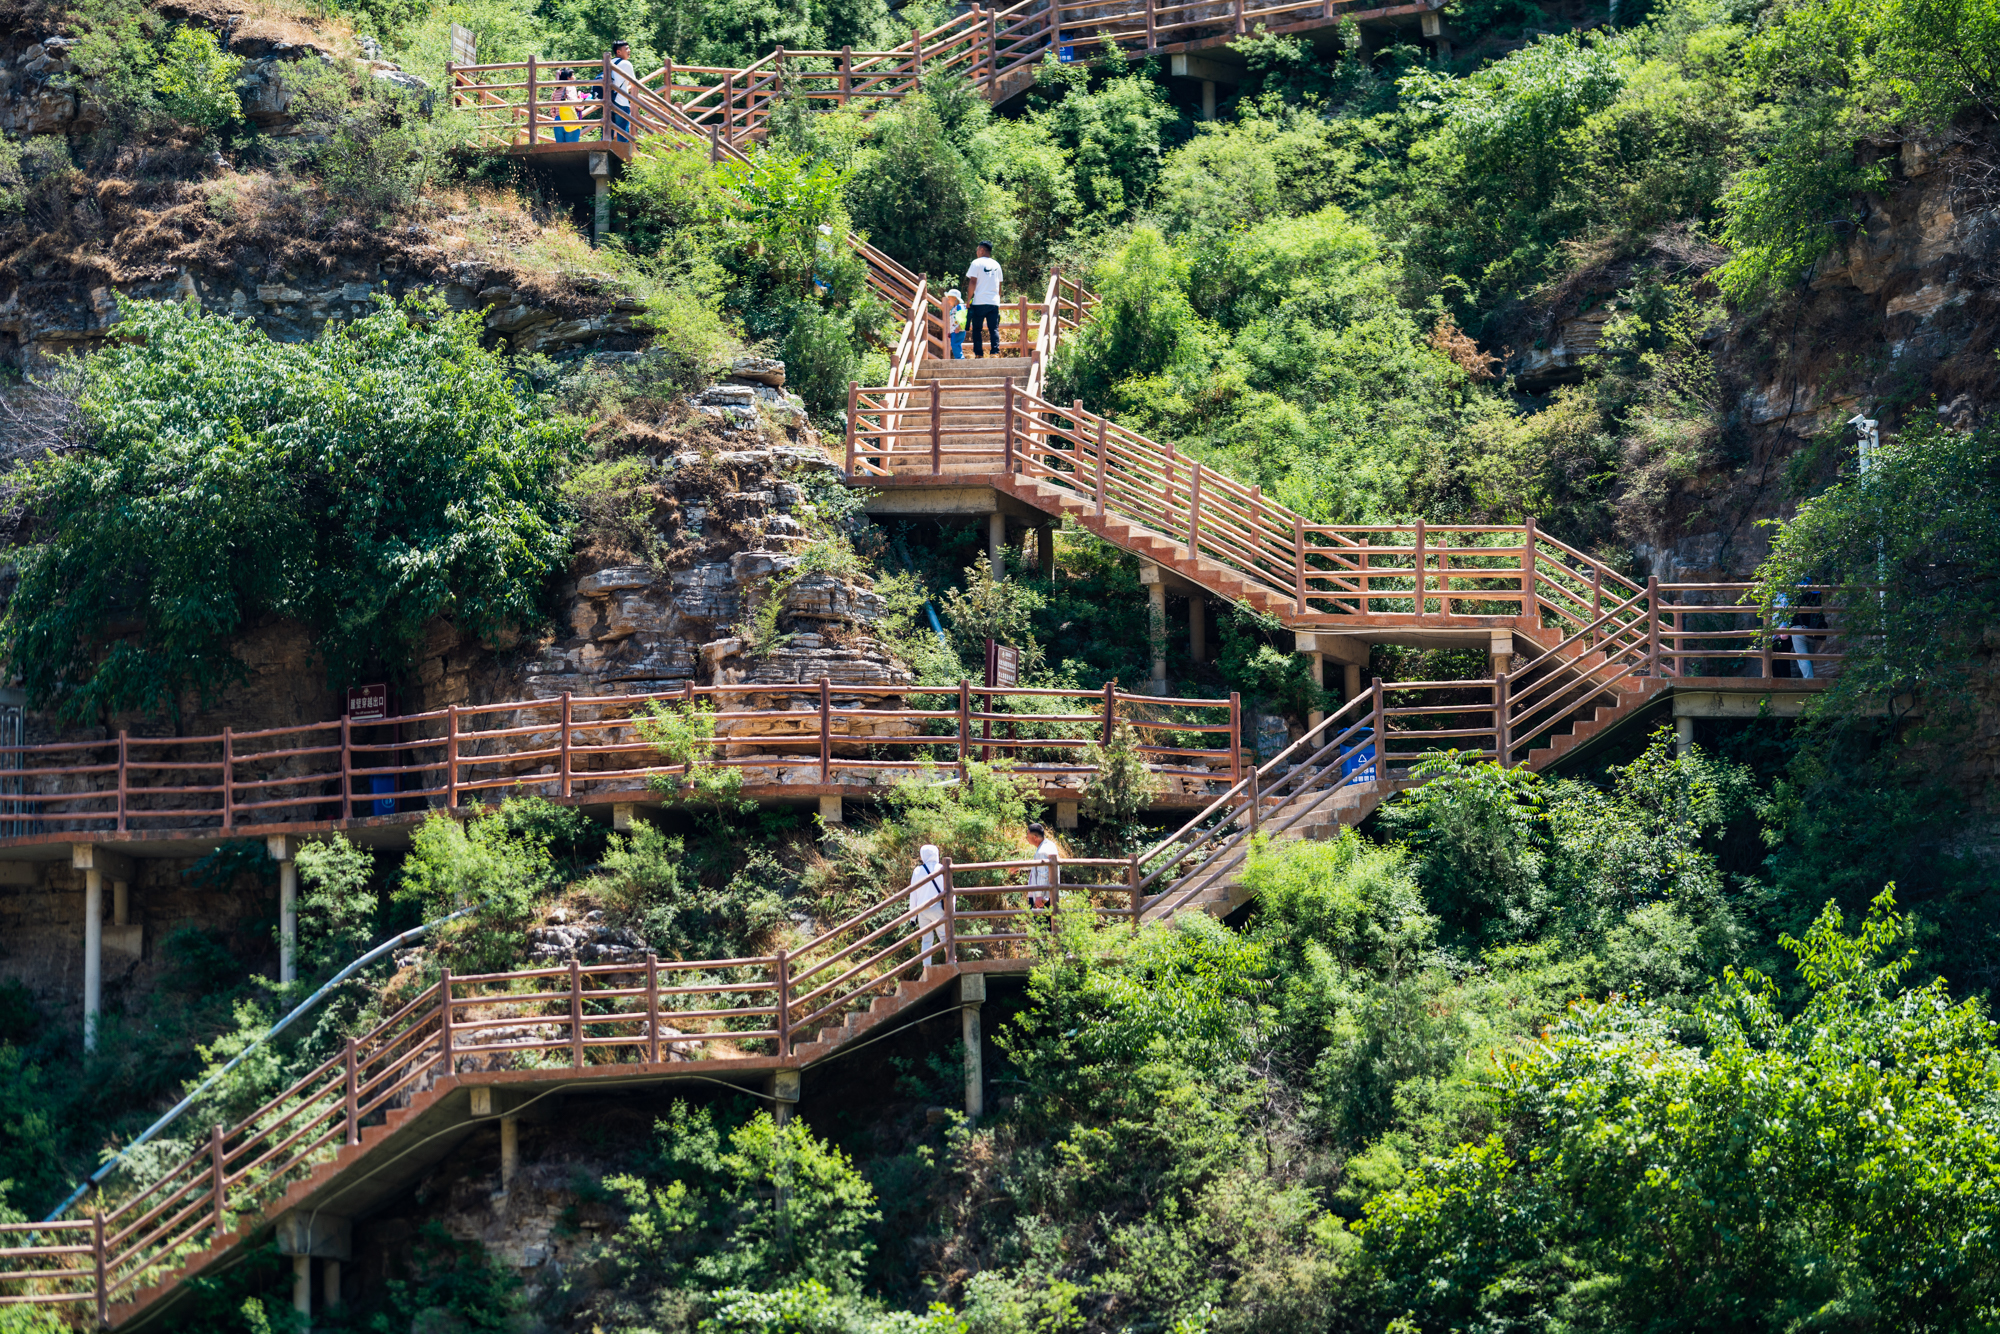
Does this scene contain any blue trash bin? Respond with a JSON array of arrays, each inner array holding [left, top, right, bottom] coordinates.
[[1339, 731, 1377, 785], [369, 774, 396, 816]]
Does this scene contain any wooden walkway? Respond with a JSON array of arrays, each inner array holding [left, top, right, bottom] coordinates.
[[445, 0, 1445, 155]]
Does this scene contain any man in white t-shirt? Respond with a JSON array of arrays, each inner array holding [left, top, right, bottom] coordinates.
[[1025, 821, 1059, 910], [964, 242, 1002, 358], [607, 41, 637, 142]]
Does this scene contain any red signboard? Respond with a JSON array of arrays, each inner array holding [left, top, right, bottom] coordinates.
[[346, 684, 389, 722]]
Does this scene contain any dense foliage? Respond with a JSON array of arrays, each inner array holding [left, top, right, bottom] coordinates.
[[1, 299, 583, 725]]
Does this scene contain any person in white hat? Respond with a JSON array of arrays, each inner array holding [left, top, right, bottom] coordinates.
[[909, 844, 948, 965], [942, 288, 967, 359]]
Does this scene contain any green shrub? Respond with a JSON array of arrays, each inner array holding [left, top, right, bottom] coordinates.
[[597, 823, 790, 960], [154, 26, 242, 130], [397, 801, 564, 973], [369, 1221, 526, 1334], [292, 834, 378, 982], [1, 298, 583, 726]]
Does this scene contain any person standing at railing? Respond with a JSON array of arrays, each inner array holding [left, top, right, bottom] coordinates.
[[1025, 821, 1059, 910], [607, 40, 637, 141], [965, 242, 1002, 358], [943, 287, 967, 359], [909, 844, 947, 965], [1773, 585, 1820, 678], [551, 68, 584, 143]]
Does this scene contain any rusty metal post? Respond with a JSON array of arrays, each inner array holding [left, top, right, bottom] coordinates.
[[1127, 855, 1141, 930], [646, 951, 661, 1063], [1229, 691, 1242, 788], [209, 1125, 226, 1234], [1093, 417, 1108, 515], [841, 46, 852, 104], [1413, 519, 1426, 617], [930, 379, 942, 473], [1495, 672, 1510, 766], [1102, 681, 1116, 745], [819, 677, 832, 784], [1294, 514, 1307, 615], [559, 691, 573, 798], [93, 1205, 106, 1327], [116, 730, 128, 832], [344, 1037, 360, 1146], [957, 680, 970, 781], [1648, 576, 1662, 676], [438, 968, 454, 1072], [340, 716, 353, 821], [445, 704, 460, 809], [775, 949, 791, 1058], [1371, 678, 1386, 782], [1004, 378, 1016, 473], [1187, 461, 1202, 558], [568, 957, 585, 1068], [221, 726, 234, 830], [527, 54, 538, 145], [845, 381, 859, 474]]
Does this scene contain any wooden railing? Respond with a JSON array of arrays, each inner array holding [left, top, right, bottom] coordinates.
[[0, 684, 1243, 840], [0, 851, 1142, 1318], [450, 0, 1434, 153]]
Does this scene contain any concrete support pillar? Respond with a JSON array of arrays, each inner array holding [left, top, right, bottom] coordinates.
[[1676, 715, 1695, 758], [818, 793, 843, 824], [83, 869, 101, 1051], [292, 1253, 311, 1321], [1055, 799, 1078, 830], [322, 1259, 341, 1309], [988, 512, 1006, 582], [1306, 652, 1325, 729], [1201, 78, 1216, 120], [111, 879, 128, 927], [768, 1068, 801, 1126], [1344, 662, 1362, 702], [1189, 596, 1206, 665], [1140, 564, 1166, 693], [500, 1114, 519, 1190], [1489, 631, 1513, 684], [279, 861, 298, 985], [270, 835, 298, 986], [1036, 524, 1055, 580], [612, 802, 637, 831], [589, 151, 611, 246], [960, 974, 986, 1121]]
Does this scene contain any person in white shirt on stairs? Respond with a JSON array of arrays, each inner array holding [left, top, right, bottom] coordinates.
[[964, 242, 1002, 358], [1025, 821, 1059, 910], [607, 41, 637, 141], [909, 843, 948, 965]]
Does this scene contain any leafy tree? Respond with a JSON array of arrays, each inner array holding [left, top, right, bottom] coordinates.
[[1375, 750, 1549, 946], [1, 299, 582, 727], [397, 800, 566, 973], [1358, 891, 2000, 1329]]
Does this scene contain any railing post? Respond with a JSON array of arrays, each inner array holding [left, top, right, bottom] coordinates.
[[559, 690, 573, 798], [1495, 671, 1510, 766], [1187, 461, 1202, 558], [1647, 576, 1661, 676], [1127, 855, 1140, 930], [343, 1035, 361, 1145], [340, 715, 353, 821], [602, 50, 615, 143], [526, 54, 538, 145], [941, 864, 956, 963], [93, 1203, 106, 1328], [1293, 515, 1307, 615], [819, 677, 832, 784], [722, 71, 733, 140], [1371, 678, 1386, 782], [445, 704, 460, 809], [1522, 516, 1538, 625], [841, 46, 852, 104], [208, 1125, 225, 1236], [438, 968, 454, 1073], [845, 381, 861, 473], [956, 680, 970, 781], [116, 730, 128, 833], [775, 948, 791, 1058], [1093, 417, 1108, 516], [568, 956, 584, 1068], [1146, 0, 1157, 47], [708, 122, 720, 162], [221, 726, 234, 830], [930, 379, 942, 474], [1229, 691, 1242, 788], [987, 8, 999, 89], [1004, 378, 1016, 473], [646, 951, 661, 1063], [1760, 602, 1773, 679], [1102, 681, 1116, 745], [1249, 764, 1261, 835], [1235, 0, 1247, 34], [1590, 565, 1602, 648], [1015, 293, 1027, 356], [1413, 519, 1426, 617]]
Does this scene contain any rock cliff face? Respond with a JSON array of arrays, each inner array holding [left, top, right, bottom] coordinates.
[[1514, 136, 2000, 584]]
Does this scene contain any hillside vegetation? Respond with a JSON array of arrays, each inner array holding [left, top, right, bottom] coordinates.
[[0, 0, 1997, 1328]]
